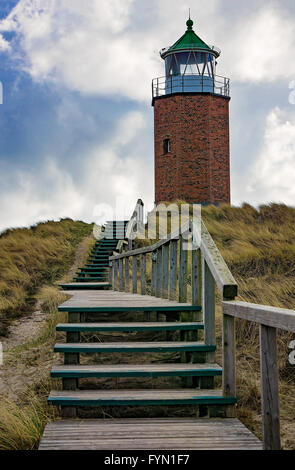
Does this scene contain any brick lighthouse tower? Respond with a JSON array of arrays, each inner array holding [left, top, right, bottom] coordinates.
[[152, 17, 231, 206]]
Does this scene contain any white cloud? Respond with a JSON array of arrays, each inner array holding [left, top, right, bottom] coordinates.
[[219, 7, 295, 82], [1, 0, 294, 101], [239, 107, 295, 206], [0, 110, 154, 231]]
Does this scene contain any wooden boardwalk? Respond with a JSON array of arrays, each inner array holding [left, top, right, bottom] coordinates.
[[40, 418, 262, 450]]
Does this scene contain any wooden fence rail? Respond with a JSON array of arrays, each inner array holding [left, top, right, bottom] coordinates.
[[222, 300, 295, 450]]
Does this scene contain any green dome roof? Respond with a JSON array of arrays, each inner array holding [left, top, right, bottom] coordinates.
[[163, 19, 215, 57]]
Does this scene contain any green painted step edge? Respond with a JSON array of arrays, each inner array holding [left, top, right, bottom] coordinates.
[[56, 323, 204, 332], [48, 396, 237, 407], [78, 268, 108, 271], [77, 271, 108, 273], [73, 278, 108, 282], [92, 249, 114, 252], [54, 344, 215, 353], [51, 368, 222, 379], [85, 264, 109, 267], [58, 305, 202, 313], [60, 285, 111, 290]]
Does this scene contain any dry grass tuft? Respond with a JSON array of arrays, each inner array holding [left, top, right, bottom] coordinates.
[[0, 218, 93, 335]]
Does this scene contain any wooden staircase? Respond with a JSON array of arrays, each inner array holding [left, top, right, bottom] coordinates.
[[48, 285, 236, 417], [40, 212, 263, 450], [59, 220, 127, 291]]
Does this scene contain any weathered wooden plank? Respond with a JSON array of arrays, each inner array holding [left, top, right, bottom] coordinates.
[[56, 322, 204, 332], [156, 248, 163, 298], [179, 236, 187, 303], [51, 363, 222, 378], [119, 258, 124, 291], [199, 221, 237, 299], [260, 325, 281, 450], [222, 314, 236, 417], [39, 417, 262, 450], [132, 256, 138, 294], [113, 260, 118, 291], [54, 341, 215, 354], [169, 240, 178, 301], [162, 244, 169, 299], [48, 389, 237, 407], [125, 257, 130, 292], [223, 300, 295, 333], [192, 248, 202, 307], [151, 253, 156, 296], [109, 261, 113, 285], [140, 254, 146, 296], [203, 259, 216, 363]]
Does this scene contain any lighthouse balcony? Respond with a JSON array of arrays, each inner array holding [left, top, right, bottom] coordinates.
[[152, 74, 230, 99]]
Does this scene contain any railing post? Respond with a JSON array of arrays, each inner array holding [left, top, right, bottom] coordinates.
[[109, 261, 113, 286], [260, 325, 281, 450], [191, 248, 202, 306], [141, 254, 146, 295], [151, 253, 157, 296], [169, 240, 177, 301], [222, 312, 236, 417], [156, 248, 163, 298], [203, 259, 215, 363], [113, 260, 119, 291], [125, 257, 130, 293], [132, 256, 138, 294], [191, 248, 203, 345], [178, 235, 187, 303], [119, 258, 124, 292], [162, 244, 169, 299]]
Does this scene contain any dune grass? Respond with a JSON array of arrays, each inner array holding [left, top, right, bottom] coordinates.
[[0, 218, 93, 336], [0, 392, 53, 450], [0, 218, 94, 450]]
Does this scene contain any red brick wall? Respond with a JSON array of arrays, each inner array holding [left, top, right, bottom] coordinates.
[[153, 93, 231, 205]]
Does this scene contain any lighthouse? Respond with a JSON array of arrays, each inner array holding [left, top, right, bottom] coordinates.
[[152, 18, 231, 206]]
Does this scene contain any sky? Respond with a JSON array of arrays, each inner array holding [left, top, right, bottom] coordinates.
[[0, 0, 295, 231]]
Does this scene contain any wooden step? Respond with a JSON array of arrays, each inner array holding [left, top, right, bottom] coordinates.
[[39, 418, 262, 450], [48, 389, 236, 407], [54, 341, 215, 354], [56, 322, 204, 332], [59, 283, 111, 291], [51, 363, 222, 379], [58, 291, 202, 312]]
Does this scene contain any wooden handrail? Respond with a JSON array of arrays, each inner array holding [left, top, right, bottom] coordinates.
[[222, 300, 295, 450], [110, 218, 237, 300], [222, 300, 295, 332], [199, 221, 237, 300], [110, 221, 190, 260]]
